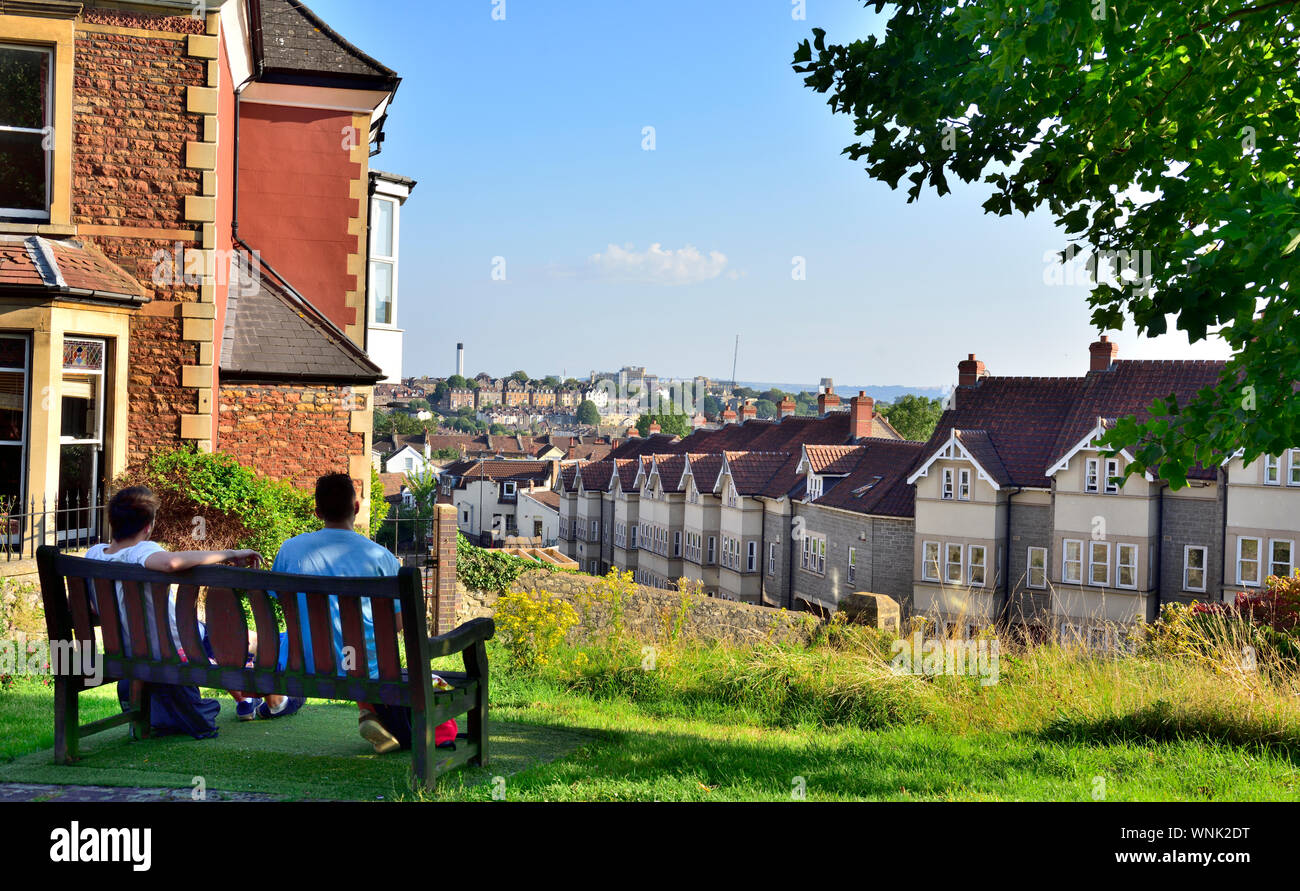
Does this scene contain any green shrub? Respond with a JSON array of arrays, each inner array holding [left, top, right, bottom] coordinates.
[[456, 534, 538, 591], [114, 447, 319, 561], [493, 587, 579, 671]]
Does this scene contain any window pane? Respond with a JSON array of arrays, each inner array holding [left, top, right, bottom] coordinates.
[[0, 443, 21, 501], [1187, 548, 1204, 570], [370, 198, 394, 256], [370, 261, 393, 324], [1240, 538, 1259, 561], [0, 130, 47, 211], [0, 370, 24, 443], [0, 47, 49, 130]]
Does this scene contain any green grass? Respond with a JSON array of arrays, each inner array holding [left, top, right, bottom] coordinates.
[[3, 622, 1300, 801]]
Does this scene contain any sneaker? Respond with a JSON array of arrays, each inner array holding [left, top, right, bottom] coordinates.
[[236, 698, 263, 722], [256, 696, 304, 720], [359, 713, 401, 754]]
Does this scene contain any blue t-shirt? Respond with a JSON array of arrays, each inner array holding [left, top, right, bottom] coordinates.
[[271, 529, 402, 679]]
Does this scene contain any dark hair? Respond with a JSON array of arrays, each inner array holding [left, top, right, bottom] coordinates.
[[315, 473, 358, 524], [108, 486, 160, 541]]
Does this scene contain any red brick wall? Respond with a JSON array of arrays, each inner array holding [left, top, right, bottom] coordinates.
[[237, 104, 362, 331], [218, 384, 365, 489], [73, 9, 206, 464]]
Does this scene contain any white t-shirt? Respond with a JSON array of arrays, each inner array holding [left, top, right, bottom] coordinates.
[[86, 541, 170, 658]]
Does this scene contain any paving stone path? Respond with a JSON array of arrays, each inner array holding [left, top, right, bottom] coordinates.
[[0, 782, 281, 802]]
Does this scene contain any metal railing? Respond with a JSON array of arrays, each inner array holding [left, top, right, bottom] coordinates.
[[2, 492, 107, 561]]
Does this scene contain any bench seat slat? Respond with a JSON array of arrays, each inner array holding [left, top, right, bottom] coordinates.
[[205, 587, 249, 669], [174, 585, 206, 666], [93, 578, 124, 657]]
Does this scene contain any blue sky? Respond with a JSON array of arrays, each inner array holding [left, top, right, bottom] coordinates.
[[310, 0, 1229, 389]]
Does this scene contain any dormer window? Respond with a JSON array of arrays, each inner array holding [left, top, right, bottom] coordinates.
[[0, 44, 53, 220], [807, 474, 823, 501], [1085, 458, 1100, 493], [941, 467, 954, 500], [1264, 455, 1280, 485], [1104, 458, 1120, 494], [957, 468, 971, 500], [502, 480, 517, 497]]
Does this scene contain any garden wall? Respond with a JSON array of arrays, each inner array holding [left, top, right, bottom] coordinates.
[[458, 569, 814, 647]]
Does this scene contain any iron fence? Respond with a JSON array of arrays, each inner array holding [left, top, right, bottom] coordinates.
[[2, 492, 107, 561]]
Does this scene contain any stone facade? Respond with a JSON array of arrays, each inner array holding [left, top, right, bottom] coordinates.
[[1006, 501, 1052, 623], [790, 503, 914, 612], [1160, 484, 1226, 607], [458, 568, 813, 647], [217, 384, 366, 489]]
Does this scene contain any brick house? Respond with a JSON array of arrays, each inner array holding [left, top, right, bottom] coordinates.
[[0, 0, 407, 549]]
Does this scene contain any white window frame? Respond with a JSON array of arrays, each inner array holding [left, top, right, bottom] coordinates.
[[768, 541, 777, 576], [941, 467, 954, 500], [922, 541, 940, 581], [1088, 541, 1110, 587], [369, 195, 399, 326], [1116, 542, 1138, 590], [746, 540, 757, 572], [1264, 455, 1281, 485], [967, 544, 986, 588], [1062, 539, 1083, 584], [673, 530, 682, 558], [1104, 458, 1120, 494], [1183, 545, 1207, 593], [1084, 458, 1100, 493], [1269, 538, 1294, 580], [847, 546, 856, 584], [944, 543, 963, 585], [1237, 536, 1262, 587], [707, 535, 716, 564], [0, 44, 54, 221], [502, 480, 517, 497], [1289, 449, 1300, 487], [957, 468, 971, 501], [1027, 546, 1047, 589]]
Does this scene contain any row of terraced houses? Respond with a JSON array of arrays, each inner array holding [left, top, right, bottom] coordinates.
[[557, 339, 1300, 647]]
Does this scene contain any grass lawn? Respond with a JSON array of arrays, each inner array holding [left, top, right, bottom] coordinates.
[[3, 635, 1300, 801]]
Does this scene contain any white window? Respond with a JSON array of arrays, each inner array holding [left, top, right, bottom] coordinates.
[[0, 45, 54, 220], [1104, 458, 1120, 494], [1270, 539, 1294, 579], [707, 535, 716, 564], [503, 480, 517, 497], [1088, 541, 1110, 587], [630, 526, 638, 550], [1264, 455, 1281, 485], [1237, 536, 1262, 587], [1116, 543, 1138, 589], [957, 468, 971, 501], [1062, 539, 1083, 584], [369, 196, 398, 325], [941, 467, 954, 500], [1084, 458, 1100, 493], [674, 530, 681, 558], [1027, 547, 1047, 589], [945, 543, 963, 585], [1290, 449, 1300, 486], [1183, 545, 1207, 592], [590, 519, 598, 540], [747, 541, 757, 572], [807, 475, 823, 501], [588, 560, 597, 574], [801, 534, 826, 574], [847, 546, 857, 584], [922, 541, 940, 581], [967, 545, 986, 587], [769, 541, 777, 576]]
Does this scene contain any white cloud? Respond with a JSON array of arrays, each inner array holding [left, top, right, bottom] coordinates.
[[584, 242, 729, 285]]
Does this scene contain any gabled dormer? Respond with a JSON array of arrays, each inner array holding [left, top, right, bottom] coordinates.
[[1046, 419, 1155, 495]]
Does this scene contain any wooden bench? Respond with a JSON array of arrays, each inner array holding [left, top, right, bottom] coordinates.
[[36, 546, 494, 790]]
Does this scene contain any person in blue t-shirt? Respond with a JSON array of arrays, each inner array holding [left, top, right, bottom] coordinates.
[[271, 473, 450, 754]]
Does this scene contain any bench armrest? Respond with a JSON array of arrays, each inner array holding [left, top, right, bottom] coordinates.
[[427, 617, 495, 659]]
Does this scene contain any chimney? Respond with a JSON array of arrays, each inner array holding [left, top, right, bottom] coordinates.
[[1089, 335, 1118, 372], [456, 342, 464, 377], [817, 387, 841, 417], [722, 407, 738, 424], [778, 395, 796, 419], [957, 354, 987, 387], [741, 401, 757, 422], [648, 420, 661, 434], [849, 391, 874, 440]]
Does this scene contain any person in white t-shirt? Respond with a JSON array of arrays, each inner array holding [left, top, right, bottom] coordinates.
[[86, 486, 270, 723]]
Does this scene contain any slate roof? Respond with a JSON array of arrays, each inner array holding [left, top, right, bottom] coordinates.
[[252, 0, 399, 89], [0, 236, 145, 303], [454, 460, 553, 486], [220, 251, 384, 383], [521, 489, 561, 511], [809, 439, 928, 518]]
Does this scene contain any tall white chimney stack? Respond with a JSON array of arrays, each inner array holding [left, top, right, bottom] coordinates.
[[456, 342, 464, 377]]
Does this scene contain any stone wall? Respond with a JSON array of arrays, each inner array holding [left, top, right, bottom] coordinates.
[[458, 568, 814, 647], [1161, 488, 1225, 606], [217, 384, 366, 489]]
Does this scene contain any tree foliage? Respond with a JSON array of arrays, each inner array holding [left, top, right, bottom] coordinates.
[[878, 393, 944, 442], [794, 0, 1300, 485], [577, 399, 601, 426]]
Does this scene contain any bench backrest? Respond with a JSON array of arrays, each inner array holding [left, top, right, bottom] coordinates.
[[36, 546, 428, 701]]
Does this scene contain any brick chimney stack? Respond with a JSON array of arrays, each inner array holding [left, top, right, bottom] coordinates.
[[1089, 335, 1119, 372], [778, 396, 797, 418], [957, 354, 987, 387], [817, 387, 841, 417], [849, 391, 875, 440], [722, 407, 738, 424], [648, 420, 661, 434], [741, 401, 757, 422]]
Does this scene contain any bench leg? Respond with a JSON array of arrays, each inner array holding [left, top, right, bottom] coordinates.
[[410, 705, 434, 791], [53, 676, 79, 765], [466, 642, 489, 767], [128, 681, 151, 740]]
